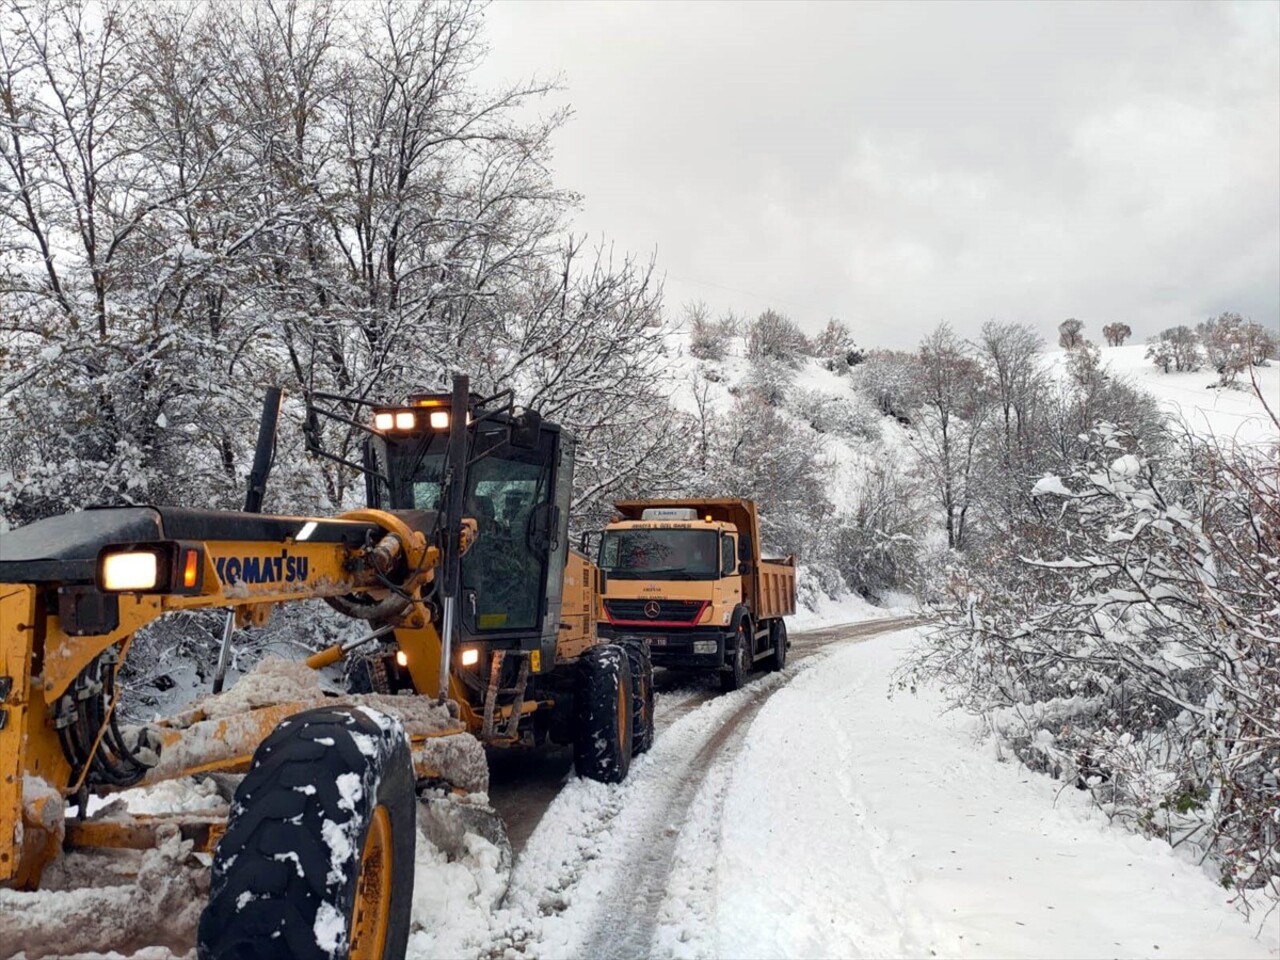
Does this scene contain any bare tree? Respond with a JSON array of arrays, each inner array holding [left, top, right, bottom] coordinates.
[[1244, 321, 1278, 365], [811, 317, 862, 371], [1101, 322, 1132, 346], [1145, 325, 1202, 374], [1058, 318, 1084, 349], [911, 322, 992, 551], [974, 321, 1048, 526]]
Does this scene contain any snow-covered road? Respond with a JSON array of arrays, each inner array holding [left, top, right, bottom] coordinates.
[[412, 621, 1276, 960]]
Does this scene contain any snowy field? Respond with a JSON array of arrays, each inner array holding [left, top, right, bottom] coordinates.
[[1049, 342, 1280, 446]]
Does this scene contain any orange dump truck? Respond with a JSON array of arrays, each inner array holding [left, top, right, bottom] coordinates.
[[596, 499, 796, 691]]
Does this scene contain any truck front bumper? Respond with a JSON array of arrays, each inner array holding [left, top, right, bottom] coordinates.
[[597, 625, 729, 670]]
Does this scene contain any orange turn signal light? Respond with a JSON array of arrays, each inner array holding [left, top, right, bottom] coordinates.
[[183, 549, 200, 589]]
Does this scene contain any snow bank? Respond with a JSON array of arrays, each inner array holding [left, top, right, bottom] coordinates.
[[2, 836, 206, 959]]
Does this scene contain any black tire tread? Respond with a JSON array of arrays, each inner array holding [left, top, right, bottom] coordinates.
[[620, 640, 655, 754], [198, 707, 415, 960], [573, 644, 633, 783]]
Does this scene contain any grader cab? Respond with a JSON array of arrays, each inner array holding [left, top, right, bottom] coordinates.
[[0, 375, 654, 959]]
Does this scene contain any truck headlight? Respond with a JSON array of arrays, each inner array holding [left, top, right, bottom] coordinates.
[[460, 647, 480, 667], [694, 640, 718, 654]]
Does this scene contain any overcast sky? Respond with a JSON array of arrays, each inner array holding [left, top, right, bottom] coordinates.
[[475, 1, 1279, 349]]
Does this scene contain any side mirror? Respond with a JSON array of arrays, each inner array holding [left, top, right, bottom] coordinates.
[[738, 561, 751, 575], [510, 406, 542, 450]]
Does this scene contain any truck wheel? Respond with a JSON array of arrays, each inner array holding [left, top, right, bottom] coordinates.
[[198, 707, 415, 960], [621, 640, 655, 754], [573, 644, 634, 783], [765, 619, 788, 672], [720, 619, 751, 692]]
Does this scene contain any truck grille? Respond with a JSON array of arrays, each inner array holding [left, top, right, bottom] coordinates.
[[604, 599, 707, 625]]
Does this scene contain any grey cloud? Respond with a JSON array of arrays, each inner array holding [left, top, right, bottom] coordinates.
[[477, 0, 1279, 348]]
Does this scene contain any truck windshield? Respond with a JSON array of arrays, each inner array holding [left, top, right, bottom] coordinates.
[[599, 529, 720, 580]]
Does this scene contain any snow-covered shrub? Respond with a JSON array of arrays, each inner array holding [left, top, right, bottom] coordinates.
[[1245, 321, 1277, 366], [810, 318, 865, 373], [850, 350, 922, 422], [794, 561, 846, 612], [788, 388, 882, 442], [1145, 326, 1202, 373], [904, 420, 1280, 912], [686, 303, 728, 360], [743, 356, 794, 407], [746, 309, 808, 367], [1198, 312, 1252, 384]]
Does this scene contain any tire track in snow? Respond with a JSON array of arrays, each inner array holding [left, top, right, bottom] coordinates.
[[576, 678, 778, 959], [492, 616, 920, 959]]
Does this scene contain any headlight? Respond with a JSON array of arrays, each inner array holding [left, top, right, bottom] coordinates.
[[429, 410, 450, 430], [373, 412, 394, 430], [394, 411, 416, 430], [96, 542, 205, 595], [460, 647, 480, 666], [101, 551, 158, 591]]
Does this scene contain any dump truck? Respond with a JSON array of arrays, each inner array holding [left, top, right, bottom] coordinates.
[[0, 375, 654, 959], [595, 499, 796, 691]]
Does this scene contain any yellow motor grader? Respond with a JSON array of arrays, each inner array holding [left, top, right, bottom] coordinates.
[[0, 375, 654, 959]]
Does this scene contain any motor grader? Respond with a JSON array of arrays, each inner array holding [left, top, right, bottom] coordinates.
[[0, 375, 654, 959]]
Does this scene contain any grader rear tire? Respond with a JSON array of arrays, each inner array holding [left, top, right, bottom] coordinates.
[[573, 644, 634, 783], [198, 707, 415, 960]]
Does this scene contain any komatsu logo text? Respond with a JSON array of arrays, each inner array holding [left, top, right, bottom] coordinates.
[[215, 552, 309, 585]]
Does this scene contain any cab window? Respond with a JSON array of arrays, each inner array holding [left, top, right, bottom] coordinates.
[[721, 535, 736, 576]]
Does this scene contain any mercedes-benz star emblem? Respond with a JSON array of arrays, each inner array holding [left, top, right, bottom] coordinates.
[[643, 600, 661, 619]]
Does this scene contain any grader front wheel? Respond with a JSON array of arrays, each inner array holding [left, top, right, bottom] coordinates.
[[197, 707, 415, 960]]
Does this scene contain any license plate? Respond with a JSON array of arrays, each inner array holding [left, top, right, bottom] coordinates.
[[647, 636, 667, 647]]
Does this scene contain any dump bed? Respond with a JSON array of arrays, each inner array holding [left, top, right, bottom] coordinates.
[[612, 498, 796, 621], [756, 555, 797, 620]]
